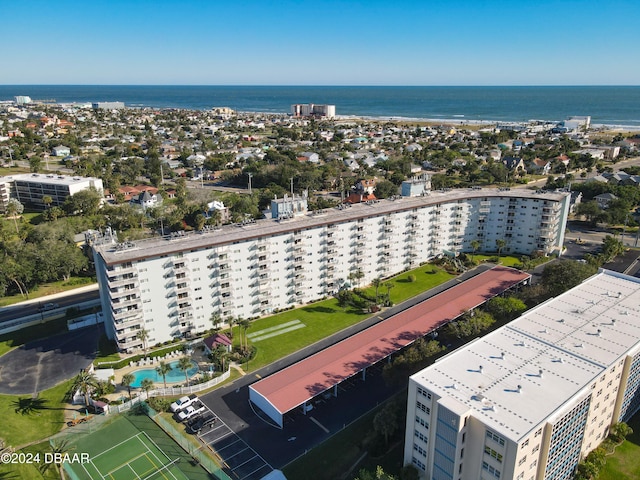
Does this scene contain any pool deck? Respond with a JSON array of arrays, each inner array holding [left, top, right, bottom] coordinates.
[[109, 350, 211, 398]]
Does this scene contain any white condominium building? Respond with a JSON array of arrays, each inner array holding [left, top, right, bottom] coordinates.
[[290, 103, 336, 118], [92, 188, 570, 352], [0, 173, 104, 213], [404, 269, 640, 480]]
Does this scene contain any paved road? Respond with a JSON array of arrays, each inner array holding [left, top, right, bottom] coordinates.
[[0, 285, 100, 324], [199, 264, 496, 469]]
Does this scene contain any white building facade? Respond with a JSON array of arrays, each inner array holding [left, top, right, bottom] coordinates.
[[92, 188, 570, 352], [404, 269, 640, 480], [0, 173, 104, 212]]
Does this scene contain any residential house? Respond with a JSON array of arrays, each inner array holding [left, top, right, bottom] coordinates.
[[130, 191, 161, 210], [527, 157, 551, 175], [52, 145, 71, 157], [594, 192, 617, 209], [503, 156, 526, 173], [355, 178, 378, 195], [296, 152, 320, 164]]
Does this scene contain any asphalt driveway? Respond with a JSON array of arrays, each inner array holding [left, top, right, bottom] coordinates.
[[0, 325, 102, 395]]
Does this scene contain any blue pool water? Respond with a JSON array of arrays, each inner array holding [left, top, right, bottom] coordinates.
[[131, 360, 198, 388]]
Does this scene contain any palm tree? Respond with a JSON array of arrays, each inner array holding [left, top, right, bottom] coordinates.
[[495, 239, 507, 262], [238, 318, 251, 351], [42, 195, 53, 209], [70, 370, 98, 407], [177, 356, 193, 386], [372, 277, 382, 304], [140, 378, 154, 399], [384, 281, 395, 304], [228, 316, 238, 339], [5, 198, 23, 233], [121, 373, 135, 401], [156, 361, 172, 390], [137, 328, 149, 357], [212, 344, 230, 372], [40, 439, 75, 476], [470, 239, 481, 262], [210, 312, 222, 332]]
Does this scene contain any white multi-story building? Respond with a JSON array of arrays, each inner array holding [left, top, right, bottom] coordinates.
[[92, 101, 125, 110], [404, 269, 640, 480], [290, 103, 336, 118], [0, 173, 104, 212], [92, 188, 570, 352]]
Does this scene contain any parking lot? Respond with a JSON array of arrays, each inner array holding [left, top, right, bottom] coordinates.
[[178, 399, 274, 480]]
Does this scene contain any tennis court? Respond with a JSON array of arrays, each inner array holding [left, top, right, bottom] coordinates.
[[80, 431, 187, 480], [63, 413, 214, 480]]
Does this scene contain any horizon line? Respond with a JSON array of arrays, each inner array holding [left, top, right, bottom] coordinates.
[[1, 84, 639, 88]]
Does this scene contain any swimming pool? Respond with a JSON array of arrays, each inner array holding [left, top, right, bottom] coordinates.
[[130, 359, 198, 388]]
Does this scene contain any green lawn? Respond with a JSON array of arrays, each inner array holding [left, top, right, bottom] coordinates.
[[0, 440, 60, 480], [0, 379, 73, 447], [283, 406, 380, 480], [0, 317, 68, 357], [600, 414, 640, 480], [0, 277, 96, 308], [237, 265, 455, 370]]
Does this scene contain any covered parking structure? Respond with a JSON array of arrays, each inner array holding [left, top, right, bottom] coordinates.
[[249, 266, 530, 428]]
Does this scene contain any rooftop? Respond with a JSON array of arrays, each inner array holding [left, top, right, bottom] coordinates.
[[250, 266, 530, 418], [413, 269, 640, 442], [0, 173, 102, 187], [94, 187, 569, 265]]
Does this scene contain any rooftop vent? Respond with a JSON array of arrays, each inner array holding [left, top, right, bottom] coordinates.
[[539, 369, 544, 378], [479, 365, 484, 373], [501, 352, 505, 360], [596, 329, 602, 337], [517, 384, 522, 393]]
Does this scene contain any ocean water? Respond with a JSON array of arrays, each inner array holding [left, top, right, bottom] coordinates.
[[1, 85, 639, 127]]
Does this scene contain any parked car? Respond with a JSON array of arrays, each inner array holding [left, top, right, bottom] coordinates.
[[170, 394, 197, 413], [39, 302, 59, 311], [186, 411, 216, 434], [177, 400, 206, 422]]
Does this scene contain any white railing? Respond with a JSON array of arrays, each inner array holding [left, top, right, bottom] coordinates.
[[107, 368, 231, 414]]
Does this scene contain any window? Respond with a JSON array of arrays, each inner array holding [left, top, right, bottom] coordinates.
[[486, 430, 505, 446], [416, 401, 430, 415], [482, 462, 501, 479], [485, 446, 503, 463]]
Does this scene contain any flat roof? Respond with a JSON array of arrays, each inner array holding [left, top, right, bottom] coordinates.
[[249, 266, 530, 417], [94, 187, 568, 265], [0, 173, 101, 187], [412, 269, 640, 442]]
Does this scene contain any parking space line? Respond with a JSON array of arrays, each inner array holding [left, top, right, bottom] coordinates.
[[230, 454, 260, 472], [241, 463, 272, 480], [224, 446, 251, 461], [310, 416, 330, 433]]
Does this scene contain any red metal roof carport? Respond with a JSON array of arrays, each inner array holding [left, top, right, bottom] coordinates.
[[249, 266, 530, 428]]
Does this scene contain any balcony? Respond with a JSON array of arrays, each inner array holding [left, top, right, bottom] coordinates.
[[117, 337, 142, 351], [112, 307, 142, 321], [107, 274, 138, 289], [114, 316, 143, 330], [178, 322, 194, 334], [110, 285, 140, 300], [112, 294, 141, 309], [106, 265, 137, 279]]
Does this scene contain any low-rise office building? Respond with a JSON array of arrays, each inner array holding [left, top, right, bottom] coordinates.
[[403, 269, 640, 480], [92, 188, 570, 352]]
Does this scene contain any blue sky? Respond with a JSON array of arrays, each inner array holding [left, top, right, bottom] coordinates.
[[2, 0, 639, 85]]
